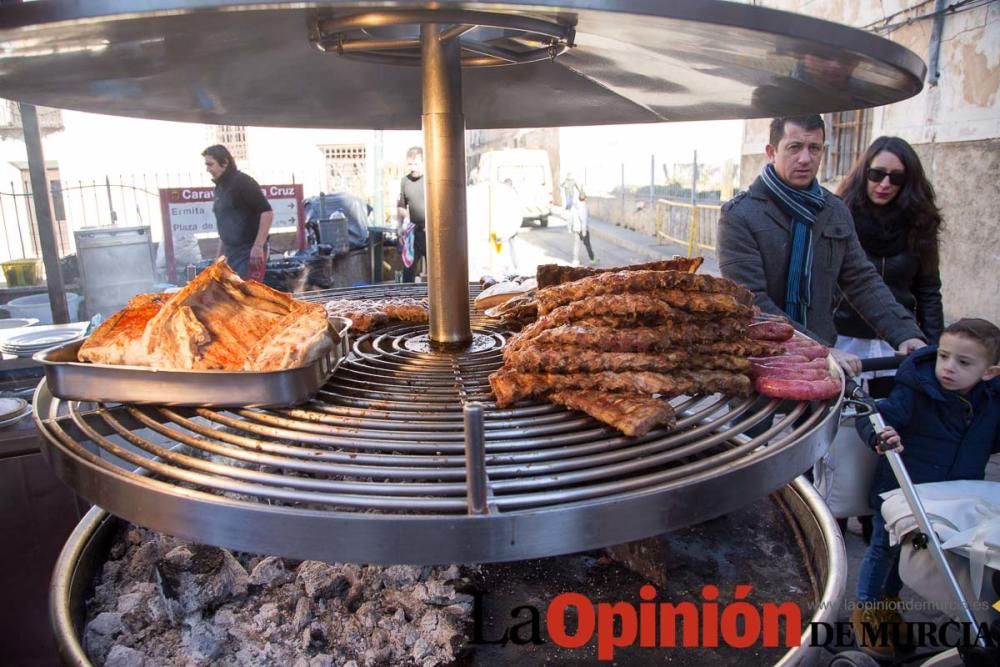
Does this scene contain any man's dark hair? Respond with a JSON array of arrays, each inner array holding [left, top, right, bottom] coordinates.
[[202, 144, 235, 170], [943, 318, 1000, 365], [406, 146, 423, 159], [769, 115, 825, 147]]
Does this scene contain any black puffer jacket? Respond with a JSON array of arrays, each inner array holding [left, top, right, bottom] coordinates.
[[834, 213, 943, 343]]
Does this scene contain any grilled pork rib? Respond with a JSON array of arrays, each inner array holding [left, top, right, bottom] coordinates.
[[324, 298, 429, 332], [548, 391, 676, 437], [489, 369, 752, 407], [504, 348, 751, 374], [536, 257, 704, 289], [508, 320, 749, 353], [536, 270, 752, 315]]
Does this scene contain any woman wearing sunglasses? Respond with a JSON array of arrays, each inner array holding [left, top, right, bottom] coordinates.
[[835, 135, 944, 377], [818, 136, 944, 542]]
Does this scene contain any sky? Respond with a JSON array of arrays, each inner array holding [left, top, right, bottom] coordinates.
[[559, 119, 745, 193]]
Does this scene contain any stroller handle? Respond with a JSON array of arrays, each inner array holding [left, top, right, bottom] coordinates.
[[845, 357, 989, 643], [859, 355, 904, 372]]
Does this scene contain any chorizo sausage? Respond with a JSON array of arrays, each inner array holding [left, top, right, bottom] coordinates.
[[778, 342, 828, 360], [754, 375, 841, 400], [748, 321, 795, 341], [749, 355, 822, 367], [751, 366, 831, 380]]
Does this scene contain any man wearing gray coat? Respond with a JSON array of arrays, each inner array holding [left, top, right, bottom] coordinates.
[[718, 115, 926, 375]]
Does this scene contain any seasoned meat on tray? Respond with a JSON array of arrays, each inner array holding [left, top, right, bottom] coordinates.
[[548, 391, 677, 437], [80, 258, 332, 371], [141, 259, 331, 371], [78, 293, 168, 366]]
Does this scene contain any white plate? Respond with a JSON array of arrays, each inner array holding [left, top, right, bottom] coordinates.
[[0, 404, 32, 429], [0, 318, 39, 330], [2, 327, 85, 349], [0, 397, 28, 421]]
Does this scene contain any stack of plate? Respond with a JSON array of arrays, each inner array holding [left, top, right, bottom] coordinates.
[[0, 323, 88, 359], [0, 396, 31, 429]]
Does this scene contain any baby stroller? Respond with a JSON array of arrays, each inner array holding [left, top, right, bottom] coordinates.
[[828, 362, 999, 667]]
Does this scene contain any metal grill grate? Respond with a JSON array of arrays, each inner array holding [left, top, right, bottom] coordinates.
[[35, 284, 842, 564]]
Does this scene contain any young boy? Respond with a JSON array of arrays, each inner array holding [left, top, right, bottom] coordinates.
[[851, 318, 1000, 659]]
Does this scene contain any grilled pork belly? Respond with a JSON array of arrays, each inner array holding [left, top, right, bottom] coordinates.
[[548, 391, 676, 437], [536, 257, 704, 289], [78, 293, 169, 366]]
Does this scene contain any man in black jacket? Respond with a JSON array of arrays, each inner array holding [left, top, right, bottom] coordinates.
[[397, 146, 426, 283], [202, 145, 273, 280]]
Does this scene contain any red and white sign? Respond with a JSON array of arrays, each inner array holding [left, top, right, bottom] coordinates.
[[159, 184, 305, 282]]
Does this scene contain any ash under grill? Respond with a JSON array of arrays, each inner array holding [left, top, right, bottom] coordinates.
[[35, 285, 841, 564]]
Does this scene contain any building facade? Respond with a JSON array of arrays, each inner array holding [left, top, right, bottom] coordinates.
[[740, 0, 1000, 324]]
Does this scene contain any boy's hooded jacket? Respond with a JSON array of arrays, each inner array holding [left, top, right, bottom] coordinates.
[[856, 345, 1000, 509]]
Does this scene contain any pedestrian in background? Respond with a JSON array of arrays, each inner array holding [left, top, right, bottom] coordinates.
[[563, 174, 596, 266], [397, 146, 426, 283], [202, 144, 273, 281]]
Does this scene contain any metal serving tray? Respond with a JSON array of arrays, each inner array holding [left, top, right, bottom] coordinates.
[[33, 316, 351, 408]]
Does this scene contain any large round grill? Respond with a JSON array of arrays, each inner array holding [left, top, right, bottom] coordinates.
[[35, 285, 842, 564]]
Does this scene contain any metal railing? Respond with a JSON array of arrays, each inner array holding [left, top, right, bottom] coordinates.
[[0, 174, 202, 263], [654, 198, 721, 256]]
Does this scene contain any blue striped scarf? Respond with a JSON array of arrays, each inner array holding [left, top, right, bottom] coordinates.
[[759, 163, 826, 326]]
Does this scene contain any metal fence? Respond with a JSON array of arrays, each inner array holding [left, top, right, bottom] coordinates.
[[654, 199, 722, 257], [0, 173, 203, 263]]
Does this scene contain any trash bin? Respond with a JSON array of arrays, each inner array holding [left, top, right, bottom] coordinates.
[[262, 259, 307, 293], [317, 212, 350, 257]]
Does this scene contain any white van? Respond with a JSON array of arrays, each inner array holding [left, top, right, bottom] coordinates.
[[475, 148, 554, 227]]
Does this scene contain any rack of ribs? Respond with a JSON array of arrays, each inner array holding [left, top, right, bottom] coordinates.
[[535, 256, 704, 289], [489, 266, 764, 436]]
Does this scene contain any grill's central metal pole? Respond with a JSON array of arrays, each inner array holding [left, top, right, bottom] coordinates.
[[422, 23, 471, 347]]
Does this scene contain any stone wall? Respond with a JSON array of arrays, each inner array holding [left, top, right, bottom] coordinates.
[[919, 138, 1000, 323]]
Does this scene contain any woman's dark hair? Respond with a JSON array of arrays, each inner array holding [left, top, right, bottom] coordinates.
[[202, 144, 236, 171], [837, 136, 942, 261]]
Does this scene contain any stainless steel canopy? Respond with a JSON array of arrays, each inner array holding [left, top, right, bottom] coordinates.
[[0, 0, 925, 129], [34, 284, 843, 565]]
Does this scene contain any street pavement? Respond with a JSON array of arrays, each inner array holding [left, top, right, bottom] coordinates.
[[510, 209, 719, 276]]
